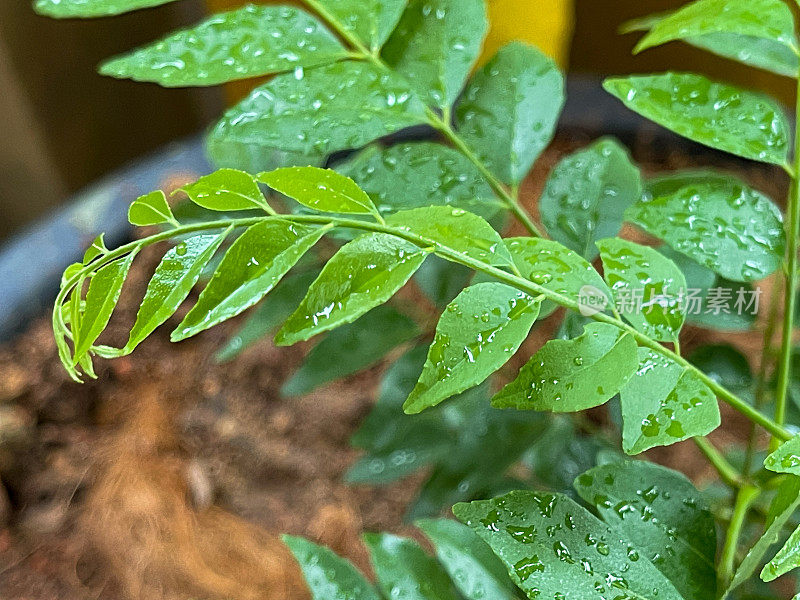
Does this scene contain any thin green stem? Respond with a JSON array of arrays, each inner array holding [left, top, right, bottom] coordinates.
[[693, 437, 742, 489], [303, 0, 373, 56], [719, 485, 760, 590]]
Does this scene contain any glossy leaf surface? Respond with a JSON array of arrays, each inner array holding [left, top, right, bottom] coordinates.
[[764, 434, 800, 476], [316, 0, 406, 51], [762, 525, 800, 582], [34, 0, 177, 18], [180, 169, 268, 212], [128, 190, 175, 226]]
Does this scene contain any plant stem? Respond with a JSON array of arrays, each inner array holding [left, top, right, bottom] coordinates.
[[694, 437, 742, 488], [719, 485, 760, 589]]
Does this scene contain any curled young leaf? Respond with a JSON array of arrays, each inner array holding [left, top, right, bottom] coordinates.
[[34, 0, 177, 18], [180, 169, 269, 212], [128, 190, 176, 227]]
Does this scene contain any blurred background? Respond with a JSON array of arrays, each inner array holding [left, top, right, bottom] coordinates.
[[0, 0, 796, 239]]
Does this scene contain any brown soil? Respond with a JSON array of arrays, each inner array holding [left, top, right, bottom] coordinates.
[[0, 135, 789, 599]]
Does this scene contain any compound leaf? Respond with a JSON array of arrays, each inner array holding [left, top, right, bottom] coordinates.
[[764, 434, 800, 476], [180, 169, 269, 212], [315, 0, 406, 52], [128, 190, 175, 226], [34, 0, 177, 18]]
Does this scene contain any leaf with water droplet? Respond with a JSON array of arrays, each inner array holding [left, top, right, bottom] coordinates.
[[314, 0, 406, 52], [283, 535, 381, 600], [34, 0, 177, 18], [404, 283, 540, 414], [604, 73, 791, 165], [493, 322, 638, 412], [128, 190, 176, 226], [574, 461, 717, 600], [621, 348, 720, 454], [99, 5, 348, 87], [454, 491, 684, 600], [276, 233, 429, 346], [456, 42, 564, 184], [180, 169, 269, 212], [764, 434, 800, 477], [761, 524, 800, 583], [598, 238, 687, 342], [172, 220, 327, 341], [541, 138, 642, 260]]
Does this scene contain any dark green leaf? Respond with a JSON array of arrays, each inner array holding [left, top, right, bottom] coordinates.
[[604, 73, 791, 165], [689, 344, 753, 396], [414, 257, 473, 309], [128, 190, 176, 226], [382, 0, 488, 109], [688, 278, 759, 332], [99, 5, 348, 87], [762, 525, 800, 582], [172, 220, 327, 341], [276, 233, 429, 345], [34, 0, 176, 18], [764, 435, 800, 476], [454, 491, 684, 600], [456, 42, 564, 184], [404, 283, 540, 414], [315, 0, 406, 52], [180, 169, 270, 212], [574, 461, 717, 600], [493, 322, 638, 412]]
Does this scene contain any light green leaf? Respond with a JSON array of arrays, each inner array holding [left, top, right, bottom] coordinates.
[[598, 238, 687, 342], [634, 0, 798, 55], [207, 61, 427, 165], [627, 171, 784, 282], [83, 233, 108, 264], [404, 283, 540, 414], [128, 190, 176, 226], [282, 305, 419, 396], [456, 42, 564, 184], [276, 233, 429, 346], [283, 535, 380, 600], [416, 519, 519, 600], [764, 435, 800, 476], [382, 0, 488, 109], [494, 322, 638, 412], [540, 138, 642, 259], [99, 5, 348, 87], [180, 169, 269, 212], [127, 231, 229, 352], [604, 73, 791, 165], [621, 348, 720, 454], [172, 220, 327, 341], [574, 461, 717, 600], [387, 206, 512, 266], [364, 533, 459, 600], [34, 0, 176, 18], [315, 0, 406, 52], [454, 491, 684, 600], [61, 262, 84, 289], [762, 525, 800, 582]]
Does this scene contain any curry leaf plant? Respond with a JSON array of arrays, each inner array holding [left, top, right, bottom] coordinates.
[[39, 0, 800, 597]]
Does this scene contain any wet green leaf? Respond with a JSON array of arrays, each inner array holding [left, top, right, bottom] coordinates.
[[99, 5, 348, 87], [315, 0, 406, 52], [574, 461, 717, 600], [34, 0, 176, 18], [364, 533, 459, 600], [172, 221, 327, 341], [259, 166, 378, 217], [416, 519, 519, 600], [128, 190, 176, 226], [414, 257, 473, 309], [382, 0, 487, 109], [454, 491, 684, 600], [627, 171, 784, 282], [456, 42, 564, 184], [127, 231, 229, 352], [604, 73, 791, 165], [180, 169, 269, 212], [598, 238, 687, 342], [404, 283, 540, 414], [762, 525, 800, 582], [764, 435, 800, 476], [621, 348, 720, 454], [282, 305, 418, 396], [494, 322, 638, 412], [276, 233, 429, 346], [540, 138, 642, 259], [689, 344, 753, 396], [283, 535, 380, 600]]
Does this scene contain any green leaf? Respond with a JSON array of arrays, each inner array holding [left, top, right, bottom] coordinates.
[[276, 233, 429, 346], [574, 461, 717, 600], [454, 491, 684, 600], [540, 138, 642, 259], [634, 0, 798, 55], [259, 166, 378, 217], [621, 348, 720, 454], [83, 234, 108, 264], [73, 251, 138, 362], [283, 535, 380, 600], [364, 533, 459, 600], [34, 0, 176, 18], [387, 206, 512, 266], [762, 524, 800, 582], [207, 61, 427, 165], [172, 221, 327, 341], [335, 142, 502, 222], [315, 0, 406, 52], [689, 344, 753, 396], [627, 171, 784, 282], [598, 238, 687, 342], [382, 0, 488, 110], [127, 231, 229, 352], [282, 305, 419, 396], [404, 283, 540, 414], [604, 73, 791, 165], [416, 519, 520, 600], [61, 262, 84, 289], [493, 322, 638, 412], [99, 5, 348, 87], [180, 169, 269, 212], [128, 190, 176, 226], [414, 257, 473, 309], [456, 42, 564, 184], [764, 435, 800, 476]]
